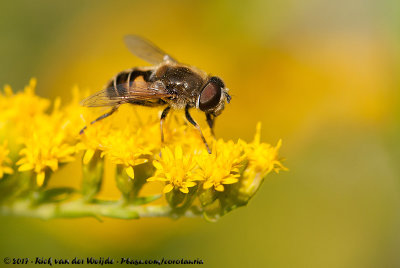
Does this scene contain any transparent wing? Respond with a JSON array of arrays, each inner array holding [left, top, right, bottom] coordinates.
[[123, 35, 177, 65], [80, 89, 126, 107], [81, 81, 172, 107]]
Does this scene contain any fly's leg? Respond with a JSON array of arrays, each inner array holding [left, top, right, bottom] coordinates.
[[206, 113, 215, 137], [185, 106, 211, 154], [80, 106, 119, 134], [160, 106, 171, 144]]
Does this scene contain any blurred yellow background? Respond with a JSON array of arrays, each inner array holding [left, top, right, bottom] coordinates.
[[1, 0, 400, 267]]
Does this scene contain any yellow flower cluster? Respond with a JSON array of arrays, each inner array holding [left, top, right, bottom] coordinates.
[[149, 140, 244, 194], [1, 79, 78, 186], [0, 79, 287, 219]]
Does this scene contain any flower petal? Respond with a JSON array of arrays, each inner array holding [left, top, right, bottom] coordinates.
[[185, 181, 197, 188], [83, 149, 95, 165], [152, 160, 163, 170], [125, 166, 135, 179], [163, 183, 174, 193], [3, 167, 14, 174], [215, 184, 224, 192], [222, 177, 239, 184], [134, 158, 148, 165], [18, 163, 33, 172], [37, 172, 45, 186], [203, 181, 213, 189], [179, 187, 189, 194]]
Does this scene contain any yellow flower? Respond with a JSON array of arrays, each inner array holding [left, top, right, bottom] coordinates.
[[148, 146, 201, 194], [0, 141, 14, 178], [244, 122, 287, 177], [100, 129, 153, 179], [79, 121, 111, 165], [16, 101, 76, 186], [195, 140, 244, 192], [0, 79, 50, 133]]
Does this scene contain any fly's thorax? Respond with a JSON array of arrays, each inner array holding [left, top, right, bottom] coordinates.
[[166, 98, 189, 110], [151, 63, 207, 100]]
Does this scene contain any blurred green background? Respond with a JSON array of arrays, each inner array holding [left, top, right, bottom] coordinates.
[[1, 0, 400, 267]]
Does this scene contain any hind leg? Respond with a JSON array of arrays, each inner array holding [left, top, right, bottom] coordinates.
[[80, 106, 119, 134]]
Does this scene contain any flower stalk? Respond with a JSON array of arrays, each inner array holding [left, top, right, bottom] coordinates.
[[0, 199, 201, 220]]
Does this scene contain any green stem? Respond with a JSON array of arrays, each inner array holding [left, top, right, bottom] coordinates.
[[0, 199, 202, 220]]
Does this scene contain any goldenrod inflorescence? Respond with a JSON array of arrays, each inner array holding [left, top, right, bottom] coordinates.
[[0, 79, 287, 221]]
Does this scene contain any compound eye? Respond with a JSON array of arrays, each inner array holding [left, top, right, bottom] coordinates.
[[199, 81, 222, 111]]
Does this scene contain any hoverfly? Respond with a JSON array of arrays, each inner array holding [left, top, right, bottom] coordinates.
[[80, 35, 231, 153]]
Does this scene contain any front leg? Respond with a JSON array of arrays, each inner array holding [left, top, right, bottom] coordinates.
[[206, 113, 215, 136], [185, 106, 211, 154]]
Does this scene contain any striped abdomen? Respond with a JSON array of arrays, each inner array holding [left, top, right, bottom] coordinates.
[[105, 68, 153, 98]]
